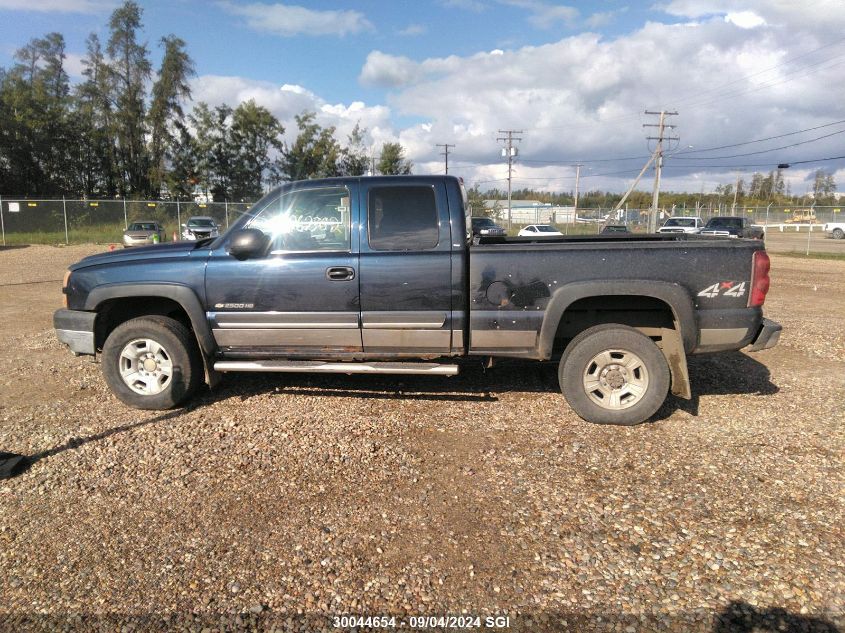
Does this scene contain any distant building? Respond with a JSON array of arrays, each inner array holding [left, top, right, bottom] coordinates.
[[484, 199, 576, 224]]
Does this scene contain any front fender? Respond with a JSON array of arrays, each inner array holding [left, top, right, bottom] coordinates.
[[84, 282, 216, 358]]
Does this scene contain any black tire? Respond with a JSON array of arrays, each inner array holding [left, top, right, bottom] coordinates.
[[559, 324, 670, 426], [833, 228, 844, 240], [101, 315, 203, 410]]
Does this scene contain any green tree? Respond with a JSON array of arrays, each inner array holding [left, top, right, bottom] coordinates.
[[0, 33, 73, 195], [75, 33, 118, 196], [377, 142, 412, 175], [278, 111, 340, 181], [339, 122, 370, 176], [107, 0, 151, 195], [230, 99, 285, 199], [165, 123, 198, 199], [148, 35, 194, 196]]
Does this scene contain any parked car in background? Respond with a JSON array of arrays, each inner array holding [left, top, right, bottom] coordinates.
[[123, 221, 165, 247], [471, 216, 507, 237], [823, 221, 845, 240], [518, 224, 563, 237], [658, 217, 704, 234], [182, 216, 220, 241], [600, 224, 630, 234], [700, 216, 764, 240]]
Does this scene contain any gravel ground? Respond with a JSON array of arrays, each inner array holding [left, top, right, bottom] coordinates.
[[0, 244, 843, 632]]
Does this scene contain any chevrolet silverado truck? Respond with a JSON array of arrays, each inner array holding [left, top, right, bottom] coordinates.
[[54, 176, 781, 425]]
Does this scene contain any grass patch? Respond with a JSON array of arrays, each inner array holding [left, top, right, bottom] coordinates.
[[773, 250, 845, 261], [2, 222, 186, 246]]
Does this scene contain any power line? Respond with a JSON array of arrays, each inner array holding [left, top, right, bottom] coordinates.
[[672, 128, 845, 160], [673, 119, 845, 155]]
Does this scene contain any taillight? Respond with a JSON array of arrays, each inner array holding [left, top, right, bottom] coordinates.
[[748, 250, 770, 307], [62, 269, 71, 308]]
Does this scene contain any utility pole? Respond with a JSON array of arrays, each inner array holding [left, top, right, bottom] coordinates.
[[643, 110, 678, 232], [731, 171, 741, 213], [572, 164, 583, 221], [436, 143, 454, 175], [497, 129, 522, 229]]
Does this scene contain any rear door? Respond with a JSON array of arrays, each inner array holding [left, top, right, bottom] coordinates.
[[358, 179, 454, 355], [204, 183, 362, 355]]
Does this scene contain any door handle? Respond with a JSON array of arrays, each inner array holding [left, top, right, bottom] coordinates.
[[326, 266, 355, 281]]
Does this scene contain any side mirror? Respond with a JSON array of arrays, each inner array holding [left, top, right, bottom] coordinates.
[[228, 228, 269, 260]]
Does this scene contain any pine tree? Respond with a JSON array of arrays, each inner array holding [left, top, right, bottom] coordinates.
[[107, 0, 151, 195], [148, 35, 194, 197]]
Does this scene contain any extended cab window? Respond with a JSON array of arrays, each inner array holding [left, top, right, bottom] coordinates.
[[248, 187, 351, 253], [368, 186, 438, 251]]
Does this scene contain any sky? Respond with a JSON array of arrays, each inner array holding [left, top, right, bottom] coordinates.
[[1, 0, 845, 196]]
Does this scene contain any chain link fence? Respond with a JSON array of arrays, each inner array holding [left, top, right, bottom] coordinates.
[[0, 197, 253, 245], [1, 197, 842, 254]]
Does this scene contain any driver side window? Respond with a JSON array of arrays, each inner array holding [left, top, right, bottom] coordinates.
[[248, 186, 351, 253]]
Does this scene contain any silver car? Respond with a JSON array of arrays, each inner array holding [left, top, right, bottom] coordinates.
[[123, 221, 165, 247], [181, 216, 220, 241]]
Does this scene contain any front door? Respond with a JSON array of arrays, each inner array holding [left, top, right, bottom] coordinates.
[[205, 183, 362, 356], [358, 179, 453, 355]]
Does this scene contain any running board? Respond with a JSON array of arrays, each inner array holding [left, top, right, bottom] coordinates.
[[213, 360, 459, 376]]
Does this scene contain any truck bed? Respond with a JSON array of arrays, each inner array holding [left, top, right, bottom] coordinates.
[[468, 234, 765, 358]]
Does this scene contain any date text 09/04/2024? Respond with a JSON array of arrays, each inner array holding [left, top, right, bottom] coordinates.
[[332, 615, 511, 629]]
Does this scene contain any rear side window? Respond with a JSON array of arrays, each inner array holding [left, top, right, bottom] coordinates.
[[368, 186, 438, 251]]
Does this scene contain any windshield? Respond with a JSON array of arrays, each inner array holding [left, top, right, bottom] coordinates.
[[472, 218, 496, 227], [706, 217, 742, 228], [664, 218, 697, 227], [188, 218, 216, 227], [128, 223, 156, 231]]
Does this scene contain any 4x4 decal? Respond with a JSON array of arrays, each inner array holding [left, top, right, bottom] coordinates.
[[698, 281, 746, 298]]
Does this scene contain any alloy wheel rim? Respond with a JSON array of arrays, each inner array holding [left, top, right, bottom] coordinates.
[[119, 338, 173, 396], [582, 348, 649, 410]]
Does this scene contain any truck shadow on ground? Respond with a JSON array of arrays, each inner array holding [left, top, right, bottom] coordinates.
[[207, 351, 777, 418], [654, 351, 778, 421], [713, 600, 841, 632], [0, 407, 191, 479]]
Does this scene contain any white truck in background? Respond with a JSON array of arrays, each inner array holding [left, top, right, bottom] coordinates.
[[823, 221, 845, 240]]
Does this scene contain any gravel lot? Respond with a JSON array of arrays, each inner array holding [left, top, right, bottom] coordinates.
[[0, 244, 843, 632]]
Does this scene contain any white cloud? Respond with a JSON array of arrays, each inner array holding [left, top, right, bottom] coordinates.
[[0, 0, 111, 11], [352, 3, 845, 193], [500, 0, 578, 28], [63, 52, 86, 79], [189, 75, 391, 148], [219, 2, 373, 37], [398, 23, 427, 36], [724, 10, 766, 29], [359, 51, 421, 87]]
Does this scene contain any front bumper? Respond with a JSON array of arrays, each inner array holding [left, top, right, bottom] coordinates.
[[123, 238, 154, 247], [746, 318, 782, 352], [54, 309, 97, 355]]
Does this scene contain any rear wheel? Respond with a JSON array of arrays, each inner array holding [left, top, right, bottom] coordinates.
[[559, 324, 670, 425], [102, 316, 202, 410], [833, 228, 844, 240]]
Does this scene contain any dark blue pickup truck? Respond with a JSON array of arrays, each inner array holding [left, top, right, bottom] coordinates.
[[54, 176, 781, 425]]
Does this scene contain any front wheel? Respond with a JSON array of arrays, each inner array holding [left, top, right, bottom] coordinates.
[[101, 316, 203, 410], [833, 228, 844, 240], [559, 324, 670, 425]]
